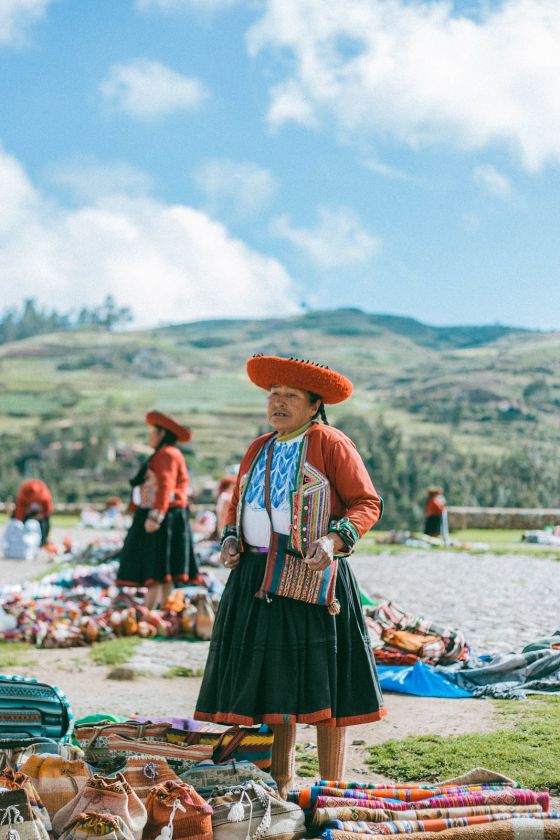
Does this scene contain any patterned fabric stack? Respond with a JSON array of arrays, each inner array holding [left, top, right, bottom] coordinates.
[[289, 780, 560, 839]]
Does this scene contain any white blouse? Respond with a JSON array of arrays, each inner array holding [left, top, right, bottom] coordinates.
[[241, 433, 304, 548]]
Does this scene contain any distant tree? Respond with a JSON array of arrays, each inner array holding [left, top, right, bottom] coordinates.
[[0, 295, 133, 344]]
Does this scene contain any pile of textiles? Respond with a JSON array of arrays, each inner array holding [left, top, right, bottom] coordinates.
[[0, 714, 310, 840], [0, 560, 224, 648], [366, 602, 469, 666], [442, 634, 560, 699], [521, 529, 560, 546], [290, 775, 560, 839]]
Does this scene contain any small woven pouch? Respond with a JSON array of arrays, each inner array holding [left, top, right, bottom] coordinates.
[[144, 781, 213, 840], [52, 774, 146, 840], [122, 758, 179, 802]]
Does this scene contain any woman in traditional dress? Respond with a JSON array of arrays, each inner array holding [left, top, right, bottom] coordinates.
[[195, 356, 386, 796], [424, 486, 447, 538], [117, 411, 198, 609]]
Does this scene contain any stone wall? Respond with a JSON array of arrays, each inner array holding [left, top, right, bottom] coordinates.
[[448, 506, 560, 530]]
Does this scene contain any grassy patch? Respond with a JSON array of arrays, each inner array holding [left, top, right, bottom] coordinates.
[[0, 641, 37, 669], [89, 637, 141, 667], [366, 696, 560, 790], [295, 743, 319, 778], [163, 665, 205, 678]]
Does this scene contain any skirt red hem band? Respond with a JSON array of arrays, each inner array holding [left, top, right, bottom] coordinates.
[[116, 574, 189, 587], [193, 706, 387, 728]]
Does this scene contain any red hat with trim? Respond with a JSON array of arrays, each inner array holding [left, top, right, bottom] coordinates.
[[246, 355, 353, 405], [145, 410, 192, 442]]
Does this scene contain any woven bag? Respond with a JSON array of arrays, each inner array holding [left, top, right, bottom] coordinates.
[[210, 781, 306, 840], [122, 758, 179, 801], [73, 723, 170, 769], [0, 768, 51, 832], [255, 442, 339, 613], [144, 780, 213, 840], [52, 774, 146, 840], [0, 789, 49, 840], [180, 760, 277, 798], [20, 755, 91, 820], [0, 676, 72, 741], [167, 725, 274, 770], [57, 813, 135, 840], [100, 735, 212, 774]]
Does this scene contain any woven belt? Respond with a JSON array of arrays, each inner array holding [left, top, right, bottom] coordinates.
[[244, 544, 303, 558], [244, 544, 268, 555]]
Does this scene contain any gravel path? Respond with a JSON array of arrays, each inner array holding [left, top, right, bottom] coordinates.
[[352, 550, 560, 655]]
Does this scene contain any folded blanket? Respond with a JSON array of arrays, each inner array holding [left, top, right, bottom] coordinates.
[[321, 821, 560, 840], [324, 811, 560, 834], [311, 805, 542, 829]]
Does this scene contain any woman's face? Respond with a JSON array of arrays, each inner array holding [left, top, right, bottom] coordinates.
[[267, 385, 320, 434], [148, 426, 165, 449]]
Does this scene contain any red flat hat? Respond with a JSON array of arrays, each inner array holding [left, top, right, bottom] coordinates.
[[145, 410, 192, 442], [246, 355, 353, 405]]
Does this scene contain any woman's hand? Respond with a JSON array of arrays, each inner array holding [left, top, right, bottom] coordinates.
[[305, 535, 337, 571], [144, 518, 160, 534], [221, 536, 240, 570]]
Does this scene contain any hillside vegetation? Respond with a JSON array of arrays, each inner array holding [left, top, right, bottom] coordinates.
[[1, 308, 559, 527]]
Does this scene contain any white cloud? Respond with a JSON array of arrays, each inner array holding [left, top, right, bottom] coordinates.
[[137, 0, 238, 9], [0, 0, 52, 46], [473, 164, 512, 198], [194, 159, 277, 217], [48, 158, 154, 202], [100, 59, 207, 121], [0, 145, 300, 326], [364, 157, 413, 182], [247, 0, 560, 172], [272, 206, 380, 268]]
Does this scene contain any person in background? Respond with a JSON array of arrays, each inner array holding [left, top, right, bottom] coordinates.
[[14, 479, 54, 546], [424, 486, 447, 538], [116, 411, 199, 609]]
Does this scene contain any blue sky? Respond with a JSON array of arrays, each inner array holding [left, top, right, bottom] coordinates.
[[0, 0, 559, 329]]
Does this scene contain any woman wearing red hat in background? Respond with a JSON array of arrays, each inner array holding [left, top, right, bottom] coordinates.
[[117, 411, 198, 610], [195, 356, 386, 797]]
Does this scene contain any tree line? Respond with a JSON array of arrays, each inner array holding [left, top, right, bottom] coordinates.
[[337, 414, 560, 529], [0, 296, 132, 344]]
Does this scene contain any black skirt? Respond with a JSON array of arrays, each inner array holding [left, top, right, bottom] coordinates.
[[194, 551, 386, 728], [116, 507, 198, 587], [424, 514, 443, 536]]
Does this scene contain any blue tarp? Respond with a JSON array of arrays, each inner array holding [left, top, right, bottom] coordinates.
[[376, 661, 473, 698]]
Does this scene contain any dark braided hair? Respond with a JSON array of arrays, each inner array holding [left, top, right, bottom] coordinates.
[[129, 427, 178, 488], [308, 392, 329, 425]]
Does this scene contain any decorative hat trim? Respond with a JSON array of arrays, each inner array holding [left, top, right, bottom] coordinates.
[[247, 354, 352, 404]]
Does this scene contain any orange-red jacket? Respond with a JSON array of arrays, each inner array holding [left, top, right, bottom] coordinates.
[[132, 445, 189, 515], [425, 496, 445, 516], [222, 423, 382, 555], [15, 479, 53, 521]]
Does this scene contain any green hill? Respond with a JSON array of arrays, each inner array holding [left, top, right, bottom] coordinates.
[[1, 308, 558, 522]]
